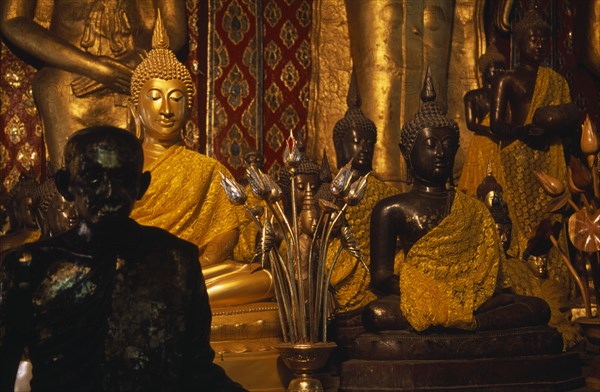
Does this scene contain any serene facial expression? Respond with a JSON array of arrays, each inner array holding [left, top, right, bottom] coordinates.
[[137, 78, 189, 142], [340, 127, 375, 173], [293, 173, 320, 212], [410, 127, 458, 186], [69, 145, 142, 225], [519, 27, 548, 65], [483, 62, 506, 89]]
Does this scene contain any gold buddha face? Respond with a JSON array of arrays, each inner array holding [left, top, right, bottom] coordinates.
[[137, 78, 189, 142]]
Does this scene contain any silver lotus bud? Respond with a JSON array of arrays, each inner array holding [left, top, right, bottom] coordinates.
[[265, 174, 283, 203], [219, 171, 247, 205], [331, 160, 354, 197], [283, 132, 302, 169], [345, 173, 370, 206], [246, 165, 271, 200]]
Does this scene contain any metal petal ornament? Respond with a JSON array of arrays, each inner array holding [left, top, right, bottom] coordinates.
[[581, 114, 599, 156], [340, 225, 369, 272], [533, 171, 565, 197], [330, 160, 353, 197], [283, 132, 302, 169], [246, 165, 271, 200], [568, 209, 600, 252], [219, 171, 247, 205], [264, 173, 283, 203], [344, 173, 370, 206], [318, 199, 339, 213], [254, 219, 276, 267]]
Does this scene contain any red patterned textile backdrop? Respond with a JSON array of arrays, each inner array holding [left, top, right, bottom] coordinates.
[[0, 2, 207, 193], [0, 42, 45, 193], [207, 0, 312, 179]]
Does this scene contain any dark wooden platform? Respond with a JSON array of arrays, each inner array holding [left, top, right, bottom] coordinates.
[[340, 352, 584, 391]]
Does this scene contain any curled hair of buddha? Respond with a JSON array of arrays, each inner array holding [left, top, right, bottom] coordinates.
[[64, 126, 144, 172], [130, 10, 194, 110], [332, 69, 377, 151], [400, 65, 459, 155], [514, 8, 550, 38], [477, 43, 507, 74]]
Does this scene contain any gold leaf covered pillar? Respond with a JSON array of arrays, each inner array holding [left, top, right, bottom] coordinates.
[[344, 0, 454, 188], [308, 0, 486, 187]]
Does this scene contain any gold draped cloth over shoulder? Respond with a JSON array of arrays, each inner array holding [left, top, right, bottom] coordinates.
[[327, 176, 399, 313], [498, 66, 574, 295], [458, 115, 502, 197], [131, 145, 246, 252], [398, 190, 501, 331]]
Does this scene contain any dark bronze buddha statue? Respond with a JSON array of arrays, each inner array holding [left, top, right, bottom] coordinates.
[[490, 8, 578, 296], [365, 67, 551, 333], [326, 70, 399, 316], [0, 126, 244, 391]]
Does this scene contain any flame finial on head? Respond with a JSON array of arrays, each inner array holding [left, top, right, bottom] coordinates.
[[152, 9, 170, 50], [346, 67, 362, 109], [420, 65, 436, 103]]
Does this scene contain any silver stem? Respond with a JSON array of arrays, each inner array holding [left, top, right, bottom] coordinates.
[[322, 244, 344, 341], [289, 171, 307, 342]]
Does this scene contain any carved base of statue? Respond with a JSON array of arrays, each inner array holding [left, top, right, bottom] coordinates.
[[340, 326, 584, 391]]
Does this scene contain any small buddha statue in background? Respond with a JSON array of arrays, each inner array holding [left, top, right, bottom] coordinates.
[[0, 1, 187, 169], [365, 67, 550, 333], [476, 172, 582, 349], [128, 13, 245, 267], [490, 8, 579, 296], [458, 43, 508, 196]]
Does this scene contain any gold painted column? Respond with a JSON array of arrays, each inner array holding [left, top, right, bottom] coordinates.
[[307, 0, 352, 170], [344, 0, 454, 188]]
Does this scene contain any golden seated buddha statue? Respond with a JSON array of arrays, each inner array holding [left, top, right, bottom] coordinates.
[[128, 13, 273, 308]]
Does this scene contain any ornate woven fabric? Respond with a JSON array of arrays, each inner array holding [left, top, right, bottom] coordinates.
[[398, 190, 501, 331], [130, 146, 246, 256], [498, 66, 574, 296]]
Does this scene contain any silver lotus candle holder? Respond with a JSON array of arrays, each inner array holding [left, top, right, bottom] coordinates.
[[220, 132, 369, 391]]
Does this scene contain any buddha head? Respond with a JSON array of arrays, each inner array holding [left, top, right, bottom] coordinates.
[[130, 11, 194, 145], [279, 156, 322, 215], [333, 69, 376, 175], [477, 43, 507, 90], [514, 8, 550, 66], [56, 126, 151, 225], [399, 66, 459, 187]]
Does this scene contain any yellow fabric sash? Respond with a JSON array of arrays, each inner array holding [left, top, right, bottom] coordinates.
[[131, 145, 245, 251], [398, 190, 501, 331], [498, 66, 574, 296]]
